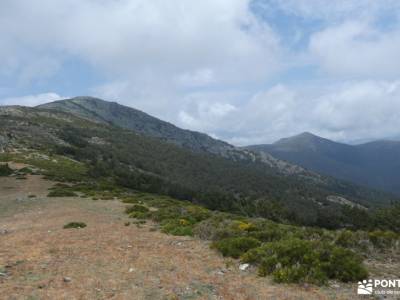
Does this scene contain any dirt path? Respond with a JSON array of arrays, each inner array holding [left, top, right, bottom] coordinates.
[[0, 175, 352, 300]]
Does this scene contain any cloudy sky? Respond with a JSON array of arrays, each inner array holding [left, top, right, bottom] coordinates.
[[1, 0, 400, 145]]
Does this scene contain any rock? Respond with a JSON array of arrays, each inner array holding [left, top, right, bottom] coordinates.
[[0, 229, 10, 235], [215, 268, 228, 275], [63, 277, 72, 283], [239, 263, 250, 271], [129, 268, 135, 273]]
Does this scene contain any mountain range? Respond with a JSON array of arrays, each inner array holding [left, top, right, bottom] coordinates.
[[247, 132, 400, 195], [0, 96, 397, 229]]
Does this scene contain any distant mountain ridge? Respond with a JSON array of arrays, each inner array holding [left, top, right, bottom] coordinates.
[[247, 132, 400, 195]]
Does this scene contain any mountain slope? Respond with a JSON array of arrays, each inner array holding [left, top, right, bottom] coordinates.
[[38, 97, 237, 157], [37, 97, 309, 176], [247, 132, 400, 195], [1, 105, 396, 229]]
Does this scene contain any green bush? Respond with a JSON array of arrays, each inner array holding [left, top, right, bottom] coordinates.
[[323, 246, 368, 282], [212, 237, 261, 259], [0, 164, 13, 176], [18, 167, 34, 174], [151, 206, 181, 222], [47, 189, 77, 197], [161, 219, 194, 236], [193, 215, 239, 240], [248, 227, 286, 243], [129, 211, 151, 219], [242, 238, 367, 285], [368, 230, 399, 249], [63, 222, 87, 229], [125, 204, 150, 214], [125, 204, 151, 219], [122, 197, 139, 204], [335, 230, 356, 247]]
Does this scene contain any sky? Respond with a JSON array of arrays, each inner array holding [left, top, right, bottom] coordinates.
[[1, 0, 400, 145]]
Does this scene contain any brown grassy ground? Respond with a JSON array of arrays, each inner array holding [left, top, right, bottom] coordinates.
[[0, 173, 360, 299]]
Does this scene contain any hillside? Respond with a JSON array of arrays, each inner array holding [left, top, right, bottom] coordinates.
[[0, 104, 396, 229], [37, 97, 309, 176], [38, 97, 243, 159], [247, 132, 400, 195], [2, 162, 395, 298]]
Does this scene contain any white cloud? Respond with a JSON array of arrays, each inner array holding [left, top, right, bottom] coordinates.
[[310, 21, 400, 77], [0, 0, 281, 87], [0, 93, 64, 107]]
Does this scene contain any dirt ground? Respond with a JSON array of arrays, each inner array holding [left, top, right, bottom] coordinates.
[[0, 173, 358, 299]]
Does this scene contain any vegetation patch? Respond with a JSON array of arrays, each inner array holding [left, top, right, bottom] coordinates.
[[47, 183, 79, 197], [161, 219, 194, 236], [212, 237, 261, 258], [126, 204, 151, 219], [242, 239, 367, 284], [18, 167, 35, 175], [118, 192, 398, 285], [63, 222, 87, 229], [0, 163, 13, 176]]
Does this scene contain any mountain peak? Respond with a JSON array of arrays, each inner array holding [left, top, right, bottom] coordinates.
[[69, 96, 107, 102], [297, 132, 318, 138], [274, 132, 323, 146]]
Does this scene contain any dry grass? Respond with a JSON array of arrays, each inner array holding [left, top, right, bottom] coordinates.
[[0, 174, 361, 299]]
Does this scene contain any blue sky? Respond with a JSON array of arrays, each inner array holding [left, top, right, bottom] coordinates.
[[1, 0, 400, 145]]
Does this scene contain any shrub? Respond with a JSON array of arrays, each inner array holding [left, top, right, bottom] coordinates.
[[129, 211, 151, 219], [126, 205, 151, 219], [151, 206, 182, 222], [122, 197, 139, 204], [47, 189, 77, 197], [193, 214, 239, 240], [161, 219, 194, 236], [212, 237, 261, 258], [335, 230, 357, 248], [323, 246, 368, 282], [18, 167, 34, 175], [63, 222, 87, 229], [185, 206, 212, 222], [368, 230, 399, 249], [242, 238, 367, 285], [125, 204, 150, 214], [0, 164, 13, 176], [248, 227, 286, 243]]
